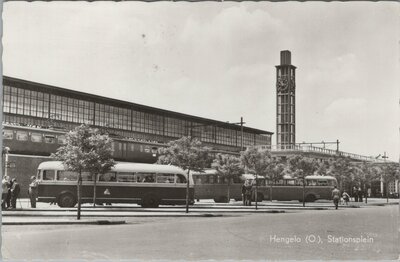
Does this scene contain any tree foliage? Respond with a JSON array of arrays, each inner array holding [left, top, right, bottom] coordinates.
[[326, 157, 358, 190], [52, 124, 115, 175], [212, 153, 243, 181], [287, 155, 319, 178], [212, 154, 244, 202], [157, 136, 211, 212], [157, 136, 211, 171], [51, 124, 115, 215], [240, 147, 272, 178]]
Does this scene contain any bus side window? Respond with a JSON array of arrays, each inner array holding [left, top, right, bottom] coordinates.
[[176, 174, 187, 184], [57, 171, 78, 181], [117, 172, 135, 182], [307, 180, 317, 186], [99, 172, 116, 182], [286, 179, 295, 186], [81, 172, 93, 181], [137, 173, 155, 183], [317, 180, 328, 186], [233, 176, 242, 184], [156, 174, 175, 183], [3, 130, 13, 140], [43, 170, 56, 180]]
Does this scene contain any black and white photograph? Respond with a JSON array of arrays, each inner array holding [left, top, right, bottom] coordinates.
[[1, 1, 399, 261]]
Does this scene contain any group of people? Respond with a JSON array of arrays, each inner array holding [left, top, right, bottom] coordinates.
[[241, 179, 254, 206], [352, 186, 364, 202], [1, 175, 21, 209], [1, 175, 38, 209], [331, 186, 365, 209]]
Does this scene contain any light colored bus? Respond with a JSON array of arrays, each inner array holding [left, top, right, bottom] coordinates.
[[192, 170, 337, 202], [36, 161, 194, 208]]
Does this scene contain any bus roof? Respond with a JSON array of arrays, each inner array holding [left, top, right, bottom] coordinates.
[[37, 161, 187, 174], [189, 169, 218, 175], [305, 175, 336, 180]]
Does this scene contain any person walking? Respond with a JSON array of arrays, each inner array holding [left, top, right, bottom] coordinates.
[[28, 176, 39, 208], [10, 178, 20, 209], [332, 186, 341, 210], [244, 180, 253, 206], [241, 181, 247, 206], [342, 191, 350, 205], [353, 186, 358, 202], [1, 175, 10, 209], [358, 187, 363, 202], [6, 177, 14, 209]]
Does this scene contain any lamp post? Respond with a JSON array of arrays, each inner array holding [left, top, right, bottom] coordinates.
[[382, 152, 389, 203]]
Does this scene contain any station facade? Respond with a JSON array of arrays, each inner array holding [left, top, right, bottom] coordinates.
[[2, 76, 273, 196]]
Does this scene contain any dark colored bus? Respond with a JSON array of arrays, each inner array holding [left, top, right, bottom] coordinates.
[[192, 170, 337, 202], [37, 161, 194, 208]]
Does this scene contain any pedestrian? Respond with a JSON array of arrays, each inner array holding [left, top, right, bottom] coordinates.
[[244, 179, 253, 206], [1, 175, 10, 209], [10, 178, 20, 209], [332, 186, 340, 210], [353, 186, 358, 202], [241, 181, 247, 206], [358, 187, 363, 202], [6, 177, 14, 209], [342, 191, 350, 205], [28, 176, 39, 208]]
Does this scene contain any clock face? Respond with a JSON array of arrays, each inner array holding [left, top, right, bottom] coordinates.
[[277, 76, 288, 93]]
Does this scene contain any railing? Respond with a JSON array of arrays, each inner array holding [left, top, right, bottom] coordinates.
[[250, 144, 384, 163]]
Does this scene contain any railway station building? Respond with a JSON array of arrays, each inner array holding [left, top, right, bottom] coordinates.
[[2, 76, 273, 196]]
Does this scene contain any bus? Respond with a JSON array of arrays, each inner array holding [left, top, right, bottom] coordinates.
[[192, 170, 337, 203], [36, 161, 194, 208]]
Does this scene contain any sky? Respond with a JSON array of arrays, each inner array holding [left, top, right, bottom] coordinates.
[[2, 2, 399, 161]]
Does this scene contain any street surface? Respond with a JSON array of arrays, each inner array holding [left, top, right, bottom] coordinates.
[[2, 203, 399, 260]]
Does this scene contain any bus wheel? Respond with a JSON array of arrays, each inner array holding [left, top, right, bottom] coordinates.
[[256, 194, 264, 202], [141, 194, 159, 208], [305, 194, 316, 202], [58, 193, 76, 208], [213, 196, 228, 203]]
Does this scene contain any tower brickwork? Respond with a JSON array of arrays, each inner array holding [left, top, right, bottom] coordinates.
[[276, 50, 296, 149]]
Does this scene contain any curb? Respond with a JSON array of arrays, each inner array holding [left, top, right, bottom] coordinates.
[[1, 211, 283, 218], [2, 220, 126, 225]]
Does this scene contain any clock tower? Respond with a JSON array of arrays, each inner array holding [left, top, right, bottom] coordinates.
[[276, 50, 296, 149]]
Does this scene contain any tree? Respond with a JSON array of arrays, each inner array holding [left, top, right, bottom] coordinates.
[[265, 158, 285, 202], [287, 155, 319, 207], [316, 159, 331, 176], [327, 157, 358, 192], [240, 147, 272, 210], [212, 154, 244, 203], [355, 162, 380, 203], [157, 136, 211, 213], [52, 124, 115, 219], [379, 163, 400, 203]]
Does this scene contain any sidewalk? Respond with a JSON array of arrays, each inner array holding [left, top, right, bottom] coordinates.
[[2, 198, 397, 225]]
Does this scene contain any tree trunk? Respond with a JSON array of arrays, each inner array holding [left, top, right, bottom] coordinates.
[[386, 182, 389, 203], [270, 183, 273, 202], [77, 171, 82, 220], [302, 178, 305, 207], [93, 173, 97, 207], [186, 169, 190, 213], [255, 174, 258, 210], [227, 179, 230, 203], [364, 184, 367, 204]]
